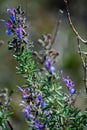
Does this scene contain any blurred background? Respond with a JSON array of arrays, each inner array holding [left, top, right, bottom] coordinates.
[[0, 0, 87, 129]]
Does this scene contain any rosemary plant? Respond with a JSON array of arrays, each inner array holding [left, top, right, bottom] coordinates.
[[0, 1, 87, 130]]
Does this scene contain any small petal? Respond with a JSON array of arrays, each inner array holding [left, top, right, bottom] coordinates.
[[41, 101, 46, 108], [16, 33, 22, 39], [34, 119, 43, 129], [6, 20, 12, 28], [23, 105, 30, 119], [6, 29, 11, 35], [17, 86, 29, 99], [49, 66, 55, 74], [36, 96, 43, 103], [44, 110, 49, 116], [10, 16, 15, 22], [16, 27, 22, 34], [7, 8, 15, 15], [44, 59, 52, 69], [69, 88, 75, 95]]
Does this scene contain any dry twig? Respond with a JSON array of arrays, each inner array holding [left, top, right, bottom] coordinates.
[[64, 0, 87, 93], [51, 9, 63, 48]]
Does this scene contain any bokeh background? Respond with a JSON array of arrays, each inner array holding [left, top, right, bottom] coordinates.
[[0, 0, 87, 129]]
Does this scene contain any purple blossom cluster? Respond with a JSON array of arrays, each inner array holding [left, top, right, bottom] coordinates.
[[5, 6, 28, 51], [18, 86, 49, 129], [44, 59, 55, 74], [60, 71, 75, 94]]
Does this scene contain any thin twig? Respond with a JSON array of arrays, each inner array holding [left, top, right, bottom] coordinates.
[[76, 38, 85, 68], [51, 9, 63, 47], [64, 0, 87, 93], [78, 51, 87, 55], [77, 38, 87, 93], [7, 120, 13, 130], [83, 57, 87, 93], [64, 0, 87, 45]]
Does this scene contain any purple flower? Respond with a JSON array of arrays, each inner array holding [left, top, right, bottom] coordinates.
[[7, 8, 15, 16], [69, 88, 75, 95], [60, 70, 75, 94], [16, 27, 22, 39], [16, 27, 22, 34], [49, 65, 55, 74], [16, 33, 22, 39], [41, 101, 46, 108], [20, 102, 35, 120], [34, 119, 43, 130], [36, 96, 43, 103], [18, 86, 29, 99], [44, 59, 52, 69], [6, 29, 11, 35], [44, 110, 49, 116], [62, 76, 74, 89], [36, 96, 46, 108], [44, 59, 55, 74], [10, 15, 15, 22], [6, 20, 12, 29], [23, 105, 30, 119], [19, 17, 24, 23]]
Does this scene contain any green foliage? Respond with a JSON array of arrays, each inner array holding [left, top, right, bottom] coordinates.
[[14, 45, 87, 129], [14, 48, 36, 85], [0, 108, 13, 130], [0, 2, 87, 130]]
